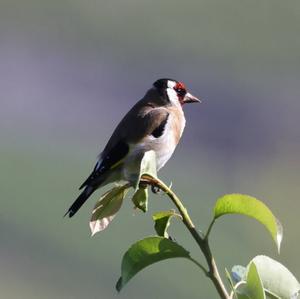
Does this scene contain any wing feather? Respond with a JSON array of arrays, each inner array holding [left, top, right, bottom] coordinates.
[[79, 102, 169, 190], [79, 140, 129, 189]]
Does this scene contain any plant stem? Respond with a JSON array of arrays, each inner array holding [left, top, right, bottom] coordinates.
[[205, 219, 216, 240], [141, 175, 229, 299]]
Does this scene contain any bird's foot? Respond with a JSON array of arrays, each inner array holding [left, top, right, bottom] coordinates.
[[151, 185, 162, 194]]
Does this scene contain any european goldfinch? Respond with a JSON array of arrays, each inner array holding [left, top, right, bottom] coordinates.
[[65, 78, 200, 217]]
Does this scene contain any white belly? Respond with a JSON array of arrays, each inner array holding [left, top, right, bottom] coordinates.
[[152, 130, 177, 171], [123, 112, 185, 183]]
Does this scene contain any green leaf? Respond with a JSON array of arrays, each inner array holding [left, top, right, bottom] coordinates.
[[213, 194, 283, 252], [226, 268, 238, 299], [133, 150, 157, 190], [261, 294, 281, 299], [89, 185, 129, 236], [236, 262, 266, 299], [116, 236, 191, 292], [250, 255, 300, 299], [236, 291, 250, 299], [266, 293, 281, 299], [246, 262, 266, 299], [132, 187, 148, 212], [152, 210, 182, 238], [233, 256, 300, 298], [140, 150, 157, 178]]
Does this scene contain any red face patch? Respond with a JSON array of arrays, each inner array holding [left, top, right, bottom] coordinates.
[[174, 82, 187, 104], [175, 82, 186, 91]]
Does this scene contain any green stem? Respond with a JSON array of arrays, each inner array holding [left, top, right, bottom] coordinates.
[[205, 219, 216, 240], [141, 175, 229, 299]]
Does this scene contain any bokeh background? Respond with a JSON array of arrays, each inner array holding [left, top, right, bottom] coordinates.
[[1, 0, 300, 298]]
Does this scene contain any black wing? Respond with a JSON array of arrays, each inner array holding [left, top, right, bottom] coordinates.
[[79, 107, 169, 190], [79, 140, 129, 190], [151, 114, 169, 138]]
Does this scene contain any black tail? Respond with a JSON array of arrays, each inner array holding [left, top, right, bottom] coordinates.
[[64, 186, 94, 218]]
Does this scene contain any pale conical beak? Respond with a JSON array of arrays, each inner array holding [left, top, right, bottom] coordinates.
[[183, 92, 202, 104]]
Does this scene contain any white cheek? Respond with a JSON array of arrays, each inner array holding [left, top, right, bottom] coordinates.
[[167, 80, 176, 89], [166, 88, 180, 106]]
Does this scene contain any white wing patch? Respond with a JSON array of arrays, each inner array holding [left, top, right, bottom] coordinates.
[[95, 157, 103, 170]]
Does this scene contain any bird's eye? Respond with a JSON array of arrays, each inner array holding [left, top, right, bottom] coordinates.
[[174, 87, 186, 97]]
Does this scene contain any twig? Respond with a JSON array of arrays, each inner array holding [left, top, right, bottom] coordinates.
[[205, 219, 216, 240], [141, 175, 229, 299]]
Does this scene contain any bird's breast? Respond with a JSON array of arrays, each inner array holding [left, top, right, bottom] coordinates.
[[169, 106, 186, 143], [154, 109, 185, 170], [123, 107, 186, 182]]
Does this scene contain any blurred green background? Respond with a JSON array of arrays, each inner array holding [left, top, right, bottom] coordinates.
[[1, 0, 300, 298]]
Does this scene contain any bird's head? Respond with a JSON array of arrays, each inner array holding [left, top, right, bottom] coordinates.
[[153, 78, 201, 107]]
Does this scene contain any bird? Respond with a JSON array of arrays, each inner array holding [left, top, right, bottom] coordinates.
[[65, 78, 200, 217]]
